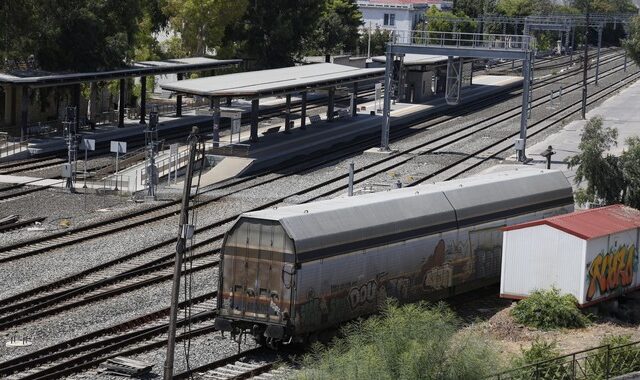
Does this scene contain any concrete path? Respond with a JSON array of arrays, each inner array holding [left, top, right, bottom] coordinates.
[[486, 77, 640, 190]]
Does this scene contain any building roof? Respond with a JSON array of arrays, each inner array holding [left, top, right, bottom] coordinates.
[[0, 57, 241, 87], [239, 169, 572, 258], [160, 63, 384, 98], [503, 204, 640, 240]]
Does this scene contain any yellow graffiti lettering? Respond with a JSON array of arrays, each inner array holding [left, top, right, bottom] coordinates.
[[587, 245, 636, 302]]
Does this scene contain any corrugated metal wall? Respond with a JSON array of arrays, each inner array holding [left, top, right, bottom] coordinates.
[[501, 225, 584, 300]]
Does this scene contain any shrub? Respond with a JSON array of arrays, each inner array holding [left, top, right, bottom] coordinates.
[[511, 287, 590, 330], [587, 335, 640, 378], [509, 339, 568, 380], [296, 300, 499, 380]]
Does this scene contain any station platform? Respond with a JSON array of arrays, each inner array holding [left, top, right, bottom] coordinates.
[[21, 93, 321, 157], [483, 77, 640, 196], [203, 75, 522, 184]]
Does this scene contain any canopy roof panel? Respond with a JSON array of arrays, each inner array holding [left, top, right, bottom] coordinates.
[[160, 63, 385, 98], [0, 57, 241, 87]]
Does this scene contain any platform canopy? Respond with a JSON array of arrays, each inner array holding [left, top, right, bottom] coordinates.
[[371, 54, 451, 66], [0, 57, 241, 88], [160, 63, 385, 98]]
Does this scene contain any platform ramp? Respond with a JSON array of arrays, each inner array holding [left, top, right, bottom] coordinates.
[[175, 156, 255, 188]]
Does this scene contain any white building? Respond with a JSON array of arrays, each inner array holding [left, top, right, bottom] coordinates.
[[500, 204, 640, 308], [357, 0, 453, 31]]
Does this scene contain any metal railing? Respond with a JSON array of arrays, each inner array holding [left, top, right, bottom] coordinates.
[[391, 30, 535, 51], [139, 146, 195, 186], [488, 340, 640, 380], [95, 145, 153, 178], [0, 134, 27, 156]]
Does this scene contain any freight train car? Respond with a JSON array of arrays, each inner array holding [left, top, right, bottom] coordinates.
[[214, 169, 574, 347]]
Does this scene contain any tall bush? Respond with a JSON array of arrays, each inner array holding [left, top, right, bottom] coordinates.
[[296, 300, 498, 380]]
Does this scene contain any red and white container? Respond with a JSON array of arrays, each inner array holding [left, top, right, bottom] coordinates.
[[500, 205, 640, 307]]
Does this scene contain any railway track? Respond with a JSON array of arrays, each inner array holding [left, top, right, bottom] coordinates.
[[0, 50, 634, 380], [1, 50, 625, 265], [174, 347, 284, 380], [0, 293, 218, 379], [301, 57, 637, 202], [0, 52, 630, 330]]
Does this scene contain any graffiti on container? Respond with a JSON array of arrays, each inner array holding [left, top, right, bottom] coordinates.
[[348, 280, 378, 309], [586, 244, 637, 301]]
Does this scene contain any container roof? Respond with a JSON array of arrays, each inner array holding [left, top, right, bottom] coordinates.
[[239, 169, 572, 259], [503, 204, 640, 240], [160, 63, 385, 98]]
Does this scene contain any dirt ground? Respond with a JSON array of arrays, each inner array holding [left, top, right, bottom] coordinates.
[[471, 296, 640, 366]]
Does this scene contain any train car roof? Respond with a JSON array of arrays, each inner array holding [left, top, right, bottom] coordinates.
[[237, 169, 572, 258]]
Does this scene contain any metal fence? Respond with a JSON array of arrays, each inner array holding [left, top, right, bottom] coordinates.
[[488, 341, 640, 380], [391, 30, 535, 52], [0, 134, 27, 156]]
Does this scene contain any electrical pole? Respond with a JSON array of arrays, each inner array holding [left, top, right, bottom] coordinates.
[[581, 2, 590, 119], [164, 127, 200, 380]]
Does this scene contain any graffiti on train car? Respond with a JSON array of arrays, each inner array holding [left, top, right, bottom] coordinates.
[[586, 244, 637, 301], [348, 280, 378, 309]]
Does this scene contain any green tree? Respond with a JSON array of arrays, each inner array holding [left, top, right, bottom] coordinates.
[[1, 0, 151, 71], [620, 137, 640, 209], [624, 16, 640, 67], [223, 0, 324, 68], [495, 0, 554, 17], [163, 0, 248, 57], [420, 6, 477, 34], [567, 116, 625, 206], [309, 0, 363, 55], [454, 0, 496, 18], [357, 26, 392, 57]]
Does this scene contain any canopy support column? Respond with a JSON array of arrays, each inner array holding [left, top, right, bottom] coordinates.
[[327, 87, 335, 122], [118, 79, 125, 128], [351, 82, 358, 118], [2, 85, 12, 126], [176, 73, 183, 117], [250, 98, 259, 142], [285, 94, 292, 133], [20, 86, 29, 141], [300, 91, 307, 130], [212, 97, 220, 147], [139, 76, 147, 124]]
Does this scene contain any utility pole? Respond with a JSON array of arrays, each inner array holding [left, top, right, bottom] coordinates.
[[163, 127, 200, 380], [367, 21, 372, 58], [581, 2, 590, 119]]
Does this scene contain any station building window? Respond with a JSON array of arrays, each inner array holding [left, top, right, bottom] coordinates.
[[384, 13, 395, 26]]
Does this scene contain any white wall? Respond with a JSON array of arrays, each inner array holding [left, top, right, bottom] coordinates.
[[501, 224, 585, 301], [360, 7, 417, 31]]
